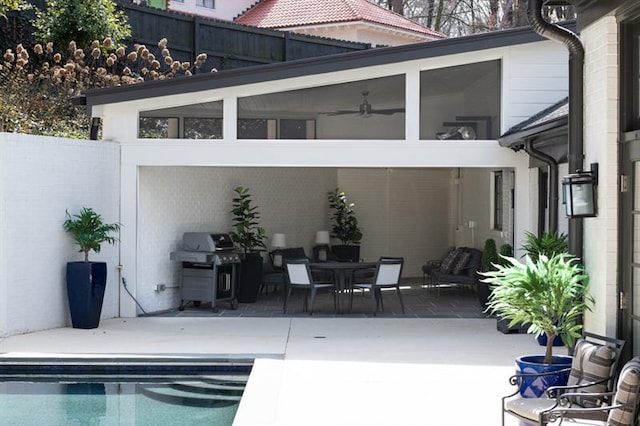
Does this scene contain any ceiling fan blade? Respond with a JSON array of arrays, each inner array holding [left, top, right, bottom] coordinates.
[[324, 110, 360, 116], [370, 108, 405, 115]]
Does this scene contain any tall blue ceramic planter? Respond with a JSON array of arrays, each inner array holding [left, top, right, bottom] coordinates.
[[66, 262, 107, 329], [515, 355, 573, 398]]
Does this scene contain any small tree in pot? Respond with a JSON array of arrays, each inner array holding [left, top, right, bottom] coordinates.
[[230, 186, 266, 303], [327, 188, 362, 262], [63, 207, 120, 329], [477, 238, 499, 310], [481, 253, 593, 396]]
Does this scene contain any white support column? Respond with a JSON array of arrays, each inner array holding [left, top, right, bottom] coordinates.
[[513, 158, 531, 259], [119, 159, 138, 317], [223, 95, 238, 141], [405, 70, 420, 143]]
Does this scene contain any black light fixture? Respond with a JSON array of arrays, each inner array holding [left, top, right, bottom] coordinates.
[[562, 163, 598, 218]]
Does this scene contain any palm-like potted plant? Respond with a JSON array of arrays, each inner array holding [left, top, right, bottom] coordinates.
[[63, 207, 120, 329], [327, 188, 363, 262], [481, 253, 593, 396], [230, 186, 267, 303]]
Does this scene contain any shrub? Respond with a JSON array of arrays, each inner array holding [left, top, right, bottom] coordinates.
[[0, 38, 214, 137], [33, 0, 131, 49]]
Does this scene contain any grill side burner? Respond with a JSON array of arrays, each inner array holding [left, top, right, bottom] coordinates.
[[170, 232, 241, 311]]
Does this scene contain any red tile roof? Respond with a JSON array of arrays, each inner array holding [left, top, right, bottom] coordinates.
[[235, 0, 445, 38]]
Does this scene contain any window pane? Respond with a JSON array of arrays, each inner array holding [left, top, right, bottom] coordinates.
[[184, 118, 222, 139], [238, 119, 268, 139], [280, 119, 308, 139], [139, 101, 222, 139], [420, 60, 500, 140], [196, 0, 214, 8], [238, 75, 405, 140], [494, 171, 503, 231], [139, 117, 172, 138]]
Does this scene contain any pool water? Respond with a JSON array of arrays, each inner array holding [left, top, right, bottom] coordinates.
[[0, 356, 252, 426]]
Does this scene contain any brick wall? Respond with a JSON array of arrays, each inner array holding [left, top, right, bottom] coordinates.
[[0, 134, 120, 337], [581, 16, 619, 337]]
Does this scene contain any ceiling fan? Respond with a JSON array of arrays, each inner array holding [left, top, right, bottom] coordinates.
[[324, 90, 405, 118]]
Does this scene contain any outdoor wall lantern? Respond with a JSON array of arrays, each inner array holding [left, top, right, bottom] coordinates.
[[562, 163, 598, 218]]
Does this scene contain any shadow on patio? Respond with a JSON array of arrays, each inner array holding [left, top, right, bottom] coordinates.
[[152, 281, 488, 319]]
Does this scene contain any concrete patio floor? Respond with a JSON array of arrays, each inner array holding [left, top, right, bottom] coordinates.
[[0, 317, 547, 426]]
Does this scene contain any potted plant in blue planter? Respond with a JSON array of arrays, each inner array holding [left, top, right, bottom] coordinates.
[[327, 188, 362, 262], [230, 186, 267, 303], [481, 252, 593, 397], [63, 207, 120, 329]]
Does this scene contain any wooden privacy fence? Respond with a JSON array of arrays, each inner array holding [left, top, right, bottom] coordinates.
[[124, 2, 373, 72]]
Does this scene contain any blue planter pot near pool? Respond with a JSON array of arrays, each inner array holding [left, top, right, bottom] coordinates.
[[515, 355, 573, 398]]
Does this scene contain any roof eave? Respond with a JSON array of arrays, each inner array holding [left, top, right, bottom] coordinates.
[[498, 116, 568, 148], [83, 21, 576, 110]]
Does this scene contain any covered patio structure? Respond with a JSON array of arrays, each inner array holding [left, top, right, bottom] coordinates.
[[81, 25, 568, 319]]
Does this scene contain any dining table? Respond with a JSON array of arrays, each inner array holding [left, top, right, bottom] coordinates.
[[310, 261, 377, 314]]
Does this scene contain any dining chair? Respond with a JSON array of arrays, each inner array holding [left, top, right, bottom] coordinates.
[[283, 258, 336, 315], [350, 257, 405, 315]]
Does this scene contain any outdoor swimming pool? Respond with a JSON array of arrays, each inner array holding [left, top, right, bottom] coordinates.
[[0, 355, 252, 426]]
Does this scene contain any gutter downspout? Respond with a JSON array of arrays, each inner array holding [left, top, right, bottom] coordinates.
[[524, 139, 558, 232], [525, 139, 559, 233], [527, 0, 584, 259]]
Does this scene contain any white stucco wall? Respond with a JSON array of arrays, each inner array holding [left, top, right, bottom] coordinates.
[[581, 15, 620, 337], [168, 0, 257, 20], [0, 134, 120, 337]]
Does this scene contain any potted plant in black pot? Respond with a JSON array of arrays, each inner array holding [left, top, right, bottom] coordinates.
[[481, 252, 593, 397], [477, 238, 498, 310], [327, 188, 362, 262], [230, 186, 267, 303], [63, 207, 120, 329]]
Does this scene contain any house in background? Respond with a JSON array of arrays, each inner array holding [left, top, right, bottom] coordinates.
[[234, 0, 445, 46], [140, 0, 257, 20], [139, 0, 444, 46]]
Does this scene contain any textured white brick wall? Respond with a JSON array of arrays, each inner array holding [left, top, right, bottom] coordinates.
[[338, 168, 454, 277], [136, 167, 458, 313], [0, 134, 120, 337], [581, 16, 619, 337], [137, 167, 336, 313]]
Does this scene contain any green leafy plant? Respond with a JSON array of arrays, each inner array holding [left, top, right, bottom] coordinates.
[[482, 253, 593, 364], [0, 0, 29, 18], [480, 238, 498, 272], [63, 207, 120, 262], [521, 231, 568, 262], [33, 0, 131, 49], [498, 243, 513, 267], [327, 188, 362, 245], [229, 186, 267, 255]]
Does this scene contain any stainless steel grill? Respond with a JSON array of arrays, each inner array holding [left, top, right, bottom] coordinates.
[[170, 232, 241, 311]]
